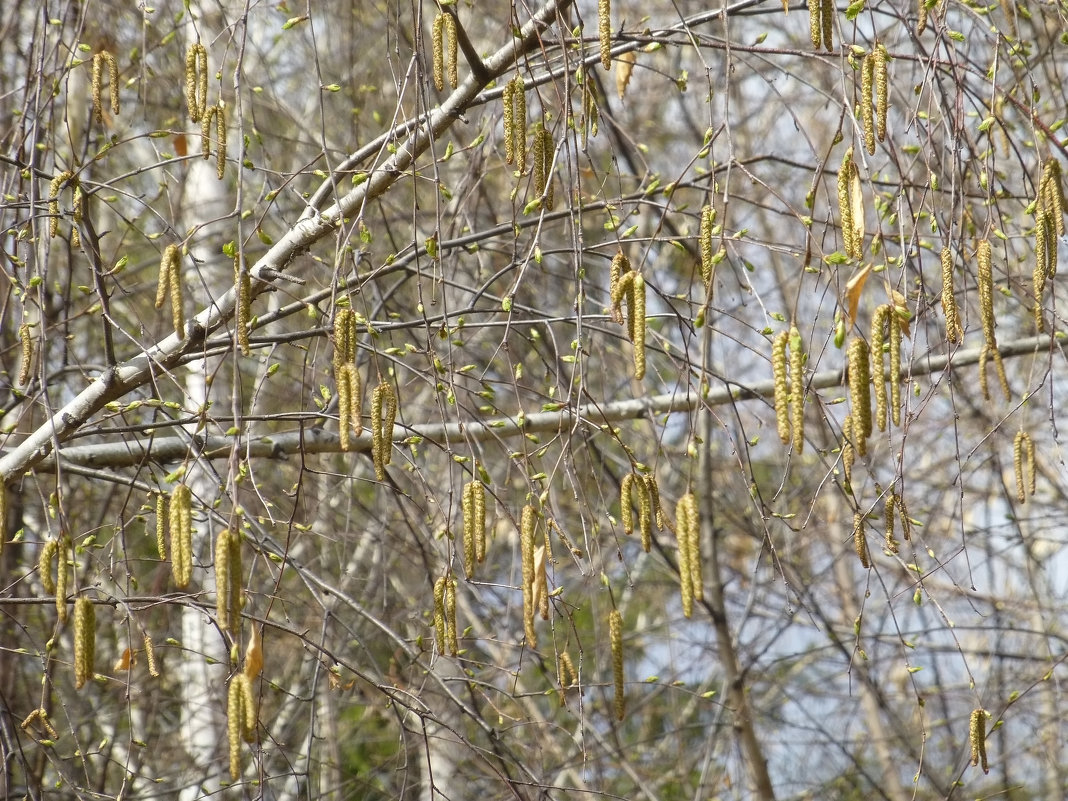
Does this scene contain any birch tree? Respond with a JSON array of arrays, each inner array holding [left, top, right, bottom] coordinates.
[[2, 0, 1067, 799]]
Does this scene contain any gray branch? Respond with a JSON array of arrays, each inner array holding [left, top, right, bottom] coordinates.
[[24, 333, 1064, 473]]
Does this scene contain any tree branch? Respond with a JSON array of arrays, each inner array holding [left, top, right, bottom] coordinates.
[[22, 333, 1063, 472], [0, 0, 574, 485]]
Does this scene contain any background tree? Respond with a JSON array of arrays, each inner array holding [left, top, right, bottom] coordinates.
[[2, 0, 1067, 799]]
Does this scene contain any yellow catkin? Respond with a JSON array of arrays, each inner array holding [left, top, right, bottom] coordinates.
[[895, 491, 911, 541], [820, 0, 833, 51], [531, 120, 551, 208], [558, 650, 577, 689], [155, 494, 168, 560], [239, 672, 257, 743], [215, 528, 242, 632], [599, 0, 612, 70], [170, 484, 193, 588], [848, 338, 871, 454], [17, 323, 32, 386], [503, 80, 515, 164], [874, 44, 889, 142], [1013, 432, 1027, 503], [1032, 245, 1047, 333], [200, 101, 227, 179], [336, 363, 360, 451], [772, 331, 790, 444], [155, 244, 176, 310], [917, 0, 929, 34], [521, 505, 537, 647], [91, 50, 119, 123], [69, 184, 82, 247], [165, 245, 185, 339], [645, 475, 664, 533], [48, 171, 72, 239], [870, 304, 889, 432], [433, 576, 447, 653], [1040, 158, 1065, 239], [40, 539, 58, 594], [862, 54, 875, 155], [371, 379, 397, 480], [789, 326, 804, 453], [970, 708, 989, 773], [432, 14, 445, 92], [509, 76, 526, 168], [609, 608, 624, 721], [185, 43, 208, 123], [1024, 433, 1036, 496], [445, 578, 459, 655], [74, 597, 96, 690], [884, 493, 898, 554], [676, 494, 699, 617], [976, 238, 1010, 399], [838, 150, 855, 258], [628, 273, 646, 380], [942, 247, 963, 342], [854, 512, 870, 568], [699, 204, 716, 286], [610, 251, 631, 324], [1013, 432, 1036, 502], [889, 309, 902, 427], [235, 257, 251, 356], [842, 415, 855, 484], [227, 674, 245, 780], [809, 0, 823, 49], [619, 473, 635, 535], [635, 476, 653, 553], [444, 13, 458, 89], [55, 535, 69, 623], [977, 239, 995, 346], [144, 632, 160, 678], [471, 481, 487, 563]]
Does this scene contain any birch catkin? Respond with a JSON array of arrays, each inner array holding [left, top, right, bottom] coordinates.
[[676, 493, 700, 617], [870, 305, 890, 432], [521, 505, 537, 647], [609, 608, 624, 720], [970, 708, 989, 773], [91, 50, 120, 123], [170, 484, 193, 588], [861, 54, 876, 155], [430, 13, 458, 92], [853, 512, 870, 568], [371, 379, 397, 480], [185, 43, 208, 123], [17, 323, 32, 386], [941, 246, 963, 343], [848, 337, 871, 454], [599, 0, 612, 70], [74, 597, 96, 690], [772, 331, 790, 444], [789, 326, 804, 453], [1013, 431, 1036, 502], [874, 44, 889, 142]]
